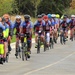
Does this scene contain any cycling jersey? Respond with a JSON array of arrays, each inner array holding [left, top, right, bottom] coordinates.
[[44, 20, 51, 31], [34, 20, 45, 32], [60, 21, 69, 28], [0, 22, 6, 38], [14, 21, 22, 33], [5, 20, 13, 36], [69, 19, 75, 28], [6, 20, 13, 29], [20, 21, 33, 34]]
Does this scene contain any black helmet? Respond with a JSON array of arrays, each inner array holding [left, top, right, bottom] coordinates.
[[64, 15, 68, 18], [24, 15, 30, 19], [41, 13, 45, 17], [37, 15, 42, 18], [1, 17, 6, 22]]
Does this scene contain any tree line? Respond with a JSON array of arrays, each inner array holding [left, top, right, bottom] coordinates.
[[0, 0, 74, 17]]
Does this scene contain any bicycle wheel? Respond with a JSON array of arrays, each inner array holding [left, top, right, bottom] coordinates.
[[25, 52, 28, 61], [37, 38, 40, 53], [63, 34, 66, 44], [6, 52, 9, 62], [60, 34, 63, 44], [74, 33, 75, 40], [25, 44, 28, 60], [22, 43, 25, 61], [44, 39, 46, 51], [50, 38, 54, 49], [18, 47, 21, 58]]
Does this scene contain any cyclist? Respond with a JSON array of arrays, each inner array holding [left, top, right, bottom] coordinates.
[[51, 14, 58, 43], [55, 14, 60, 36], [20, 15, 33, 58], [43, 15, 51, 46], [3, 14, 13, 53], [69, 15, 75, 40], [60, 15, 69, 41], [0, 17, 9, 64], [13, 15, 22, 57], [34, 15, 45, 48]]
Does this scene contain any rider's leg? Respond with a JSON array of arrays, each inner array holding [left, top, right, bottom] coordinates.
[[8, 36, 11, 52], [46, 32, 50, 46], [35, 33, 38, 43], [15, 36, 19, 56], [35, 33, 38, 47], [3, 41, 7, 58]]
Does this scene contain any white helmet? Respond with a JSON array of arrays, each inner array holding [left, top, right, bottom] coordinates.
[[15, 15, 21, 19], [71, 15, 75, 18], [51, 14, 56, 18]]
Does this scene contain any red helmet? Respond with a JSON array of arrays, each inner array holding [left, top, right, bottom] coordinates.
[[43, 15, 48, 19]]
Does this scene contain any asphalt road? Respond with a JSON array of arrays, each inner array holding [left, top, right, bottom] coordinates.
[[0, 38, 75, 75]]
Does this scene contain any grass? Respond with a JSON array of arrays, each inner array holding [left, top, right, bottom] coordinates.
[[10, 15, 36, 43]]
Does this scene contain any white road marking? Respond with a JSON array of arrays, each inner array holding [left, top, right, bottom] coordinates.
[[24, 52, 75, 75]]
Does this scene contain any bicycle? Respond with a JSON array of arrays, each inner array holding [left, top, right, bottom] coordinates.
[[44, 32, 50, 51], [50, 35, 54, 49], [21, 33, 30, 61], [15, 33, 21, 59], [0, 32, 4, 64], [37, 31, 42, 53], [60, 30, 66, 44]]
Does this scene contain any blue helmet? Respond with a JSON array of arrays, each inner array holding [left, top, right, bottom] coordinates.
[[47, 14, 52, 18]]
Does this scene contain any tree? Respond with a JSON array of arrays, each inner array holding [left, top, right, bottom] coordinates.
[[37, 0, 71, 15], [0, 0, 13, 16], [70, 0, 75, 9]]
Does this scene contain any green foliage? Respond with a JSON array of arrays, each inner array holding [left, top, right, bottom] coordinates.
[[0, 0, 72, 16], [0, 0, 13, 16], [37, 0, 71, 15]]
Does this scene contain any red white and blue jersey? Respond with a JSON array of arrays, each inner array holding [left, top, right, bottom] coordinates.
[[44, 20, 51, 31], [20, 21, 33, 33], [13, 21, 22, 33], [34, 20, 45, 32]]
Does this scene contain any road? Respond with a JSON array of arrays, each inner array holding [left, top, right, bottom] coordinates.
[[0, 38, 75, 75]]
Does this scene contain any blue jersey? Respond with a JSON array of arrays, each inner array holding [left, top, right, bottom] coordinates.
[[0, 22, 5, 31], [6, 20, 13, 29], [13, 21, 23, 33], [34, 20, 45, 32], [44, 20, 51, 31], [20, 21, 33, 33]]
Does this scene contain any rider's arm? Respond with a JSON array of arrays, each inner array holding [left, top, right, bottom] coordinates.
[[33, 21, 37, 32], [9, 20, 14, 36], [20, 21, 23, 33], [5, 24, 9, 38]]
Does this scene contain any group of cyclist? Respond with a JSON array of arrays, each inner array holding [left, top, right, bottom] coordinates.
[[0, 13, 75, 64]]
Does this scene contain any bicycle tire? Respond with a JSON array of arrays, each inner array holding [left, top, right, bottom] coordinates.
[[50, 38, 54, 49], [60, 34, 63, 44], [25, 45, 28, 60], [18, 47, 21, 58], [6, 53, 9, 63], [22, 50, 24, 61], [37, 38, 40, 53], [22, 43, 25, 61], [44, 40, 46, 52]]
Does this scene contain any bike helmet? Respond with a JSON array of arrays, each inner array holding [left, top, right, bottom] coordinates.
[[37, 15, 42, 18], [41, 13, 45, 17], [15, 15, 21, 19], [3, 14, 10, 19], [24, 14, 30, 19], [71, 15, 75, 18], [56, 14, 60, 18], [43, 15, 48, 19], [47, 14, 52, 18], [51, 14, 56, 18]]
